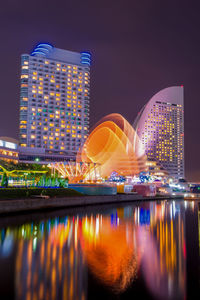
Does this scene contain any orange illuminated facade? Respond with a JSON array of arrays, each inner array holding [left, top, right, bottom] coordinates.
[[50, 113, 147, 182], [77, 113, 148, 178]]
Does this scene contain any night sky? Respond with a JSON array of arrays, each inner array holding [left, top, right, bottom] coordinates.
[[0, 0, 199, 181]]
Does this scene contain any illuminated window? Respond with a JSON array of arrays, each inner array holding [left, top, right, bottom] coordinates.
[[21, 75, 28, 79]]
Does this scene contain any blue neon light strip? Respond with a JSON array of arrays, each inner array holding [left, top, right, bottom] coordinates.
[[38, 43, 53, 49], [81, 60, 91, 64], [31, 43, 54, 56], [81, 57, 90, 61], [81, 61, 90, 65], [81, 51, 91, 65], [34, 47, 49, 52], [31, 51, 46, 56], [81, 60, 91, 63], [81, 52, 91, 57]]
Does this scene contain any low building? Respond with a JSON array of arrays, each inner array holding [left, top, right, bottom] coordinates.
[[0, 137, 18, 163], [0, 137, 74, 165], [18, 146, 75, 164], [146, 160, 169, 179]]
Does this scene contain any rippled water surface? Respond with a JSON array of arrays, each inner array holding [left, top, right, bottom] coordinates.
[[0, 200, 200, 300]]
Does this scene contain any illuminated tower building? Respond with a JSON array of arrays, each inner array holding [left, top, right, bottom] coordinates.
[[134, 86, 184, 179], [19, 43, 90, 160]]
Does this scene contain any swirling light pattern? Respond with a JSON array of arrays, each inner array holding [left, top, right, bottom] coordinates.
[[77, 113, 148, 178]]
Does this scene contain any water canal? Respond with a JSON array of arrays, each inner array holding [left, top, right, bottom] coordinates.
[[0, 200, 199, 299]]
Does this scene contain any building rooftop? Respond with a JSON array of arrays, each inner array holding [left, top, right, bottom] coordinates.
[[23, 43, 91, 66]]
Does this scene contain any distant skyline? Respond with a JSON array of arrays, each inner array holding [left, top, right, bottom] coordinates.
[[0, 0, 200, 180]]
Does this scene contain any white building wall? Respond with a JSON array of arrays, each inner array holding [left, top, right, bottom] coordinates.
[[134, 86, 184, 179]]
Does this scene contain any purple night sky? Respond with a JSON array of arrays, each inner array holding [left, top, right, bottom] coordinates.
[[0, 0, 199, 181]]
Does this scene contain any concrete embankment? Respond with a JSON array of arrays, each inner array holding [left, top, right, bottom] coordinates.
[[0, 194, 183, 214]]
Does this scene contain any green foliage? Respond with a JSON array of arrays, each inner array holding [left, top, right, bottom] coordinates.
[[58, 178, 68, 188], [0, 160, 68, 189], [0, 188, 83, 199], [1, 173, 8, 188], [38, 175, 46, 187], [37, 174, 68, 188], [0, 160, 49, 172], [0, 160, 16, 171]]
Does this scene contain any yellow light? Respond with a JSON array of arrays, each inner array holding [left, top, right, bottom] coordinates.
[[21, 75, 28, 79]]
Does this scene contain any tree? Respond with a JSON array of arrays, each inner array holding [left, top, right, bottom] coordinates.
[[58, 177, 68, 188], [1, 172, 8, 188]]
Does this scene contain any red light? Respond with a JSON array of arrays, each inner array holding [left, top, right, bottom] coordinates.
[[183, 241, 186, 258]]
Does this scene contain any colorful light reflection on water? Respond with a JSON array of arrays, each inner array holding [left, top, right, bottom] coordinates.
[[0, 200, 199, 299]]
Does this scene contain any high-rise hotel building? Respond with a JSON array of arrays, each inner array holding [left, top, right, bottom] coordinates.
[[19, 43, 90, 159], [134, 86, 184, 179]]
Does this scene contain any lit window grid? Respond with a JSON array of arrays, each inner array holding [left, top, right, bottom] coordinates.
[[19, 55, 90, 153], [141, 103, 184, 177]]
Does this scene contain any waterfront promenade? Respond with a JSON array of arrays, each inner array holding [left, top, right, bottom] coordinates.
[[0, 194, 183, 214]]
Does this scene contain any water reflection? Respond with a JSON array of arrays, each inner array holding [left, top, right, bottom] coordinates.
[[0, 200, 197, 300], [14, 220, 86, 300], [81, 215, 138, 292]]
